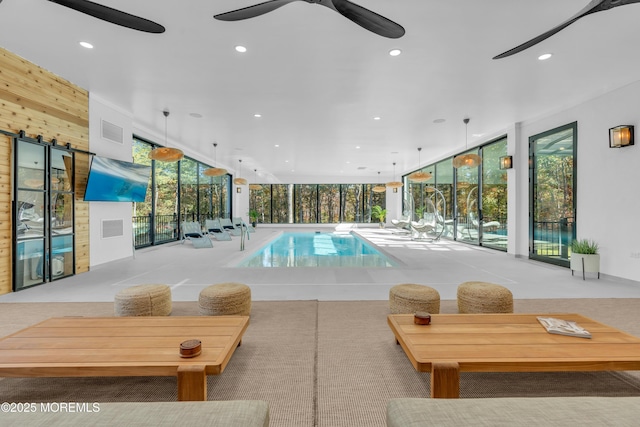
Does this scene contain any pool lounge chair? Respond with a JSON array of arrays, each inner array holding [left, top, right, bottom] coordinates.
[[391, 212, 412, 233], [181, 221, 213, 248], [233, 217, 255, 233], [205, 219, 232, 241], [410, 217, 436, 240], [220, 218, 242, 236]]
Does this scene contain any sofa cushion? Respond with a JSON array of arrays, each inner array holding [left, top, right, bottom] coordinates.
[[387, 397, 640, 427]]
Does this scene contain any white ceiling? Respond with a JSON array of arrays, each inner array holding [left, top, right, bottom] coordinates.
[[1, 0, 639, 182]]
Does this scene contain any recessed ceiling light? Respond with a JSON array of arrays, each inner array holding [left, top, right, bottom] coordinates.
[[472, 133, 484, 138], [79, 41, 93, 49], [254, 113, 262, 118], [274, 144, 280, 147], [355, 146, 360, 149], [538, 53, 552, 61], [433, 118, 446, 124], [389, 49, 402, 56], [235, 45, 247, 53], [373, 116, 381, 121]]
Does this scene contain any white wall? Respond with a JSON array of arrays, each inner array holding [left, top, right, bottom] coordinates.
[[234, 183, 250, 222], [87, 95, 135, 267], [516, 81, 640, 281]]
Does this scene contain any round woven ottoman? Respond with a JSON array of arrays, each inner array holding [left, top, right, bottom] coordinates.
[[457, 282, 513, 313], [114, 284, 172, 316], [199, 283, 252, 316], [389, 284, 440, 314]]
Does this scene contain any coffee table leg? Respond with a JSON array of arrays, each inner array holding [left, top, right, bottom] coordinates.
[[177, 365, 207, 401], [431, 362, 460, 398]]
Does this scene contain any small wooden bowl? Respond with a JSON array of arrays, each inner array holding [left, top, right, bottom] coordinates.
[[179, 339, 202, 358], [414, 312, 431, 325]]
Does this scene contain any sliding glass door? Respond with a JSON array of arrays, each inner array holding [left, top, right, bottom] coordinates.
[[481, 138, 508, 250], [14, 139, 75, 291], [529, 123, 576, 266], [455, 150, 480, 244]]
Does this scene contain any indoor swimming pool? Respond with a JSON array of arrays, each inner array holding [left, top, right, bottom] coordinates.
[[237, 232, 397, 268]]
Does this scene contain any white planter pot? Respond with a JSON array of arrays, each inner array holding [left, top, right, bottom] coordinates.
[[570, 253, 600, 280]]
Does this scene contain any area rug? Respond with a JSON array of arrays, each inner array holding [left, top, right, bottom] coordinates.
[[2, 299, 640, 427]]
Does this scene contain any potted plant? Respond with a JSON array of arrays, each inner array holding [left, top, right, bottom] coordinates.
[[371, 205, 387, 228], [570, 239, 600, 280], [248, 209, 259, 228]]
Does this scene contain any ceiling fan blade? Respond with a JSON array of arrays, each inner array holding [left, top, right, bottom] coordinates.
[[492, 0, 613, 59], [328, 0, 405, 39], [214, 0, 301, 21], [48, 0, 165, 33]]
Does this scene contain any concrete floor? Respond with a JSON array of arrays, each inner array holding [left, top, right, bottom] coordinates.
[[2, 226, 639, 303]]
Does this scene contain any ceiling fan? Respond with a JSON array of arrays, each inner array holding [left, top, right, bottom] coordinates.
[[0, 0, 165, 33], [493, 0, 640, 59], [214, 0, 405, 39]]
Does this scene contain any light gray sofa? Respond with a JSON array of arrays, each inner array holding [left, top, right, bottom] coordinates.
[[2, 400, 269, 426], [387, 397, 640, 426]]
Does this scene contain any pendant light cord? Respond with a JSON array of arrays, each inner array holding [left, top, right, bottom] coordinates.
[[163, 110, 169, 147]]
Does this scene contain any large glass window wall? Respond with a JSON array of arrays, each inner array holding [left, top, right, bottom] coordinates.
[[133, 137, 231, 248], [250, 183, 385, 225], [402, 137, 508, 251]]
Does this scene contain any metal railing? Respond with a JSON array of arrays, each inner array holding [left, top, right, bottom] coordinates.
[[133, 214, 179, 248], [533, 219, 574, 258]]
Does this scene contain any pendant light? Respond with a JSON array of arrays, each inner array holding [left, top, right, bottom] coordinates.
[[408, 147, 432, 182], [386, 162, 403, 189], [453, 118, 481, 168], [203, 142, 227, 176], [148, 110, 184, 162], [233, 159, 247, 185], [249, 169, 262, 190], [372, 171, 386, 193]]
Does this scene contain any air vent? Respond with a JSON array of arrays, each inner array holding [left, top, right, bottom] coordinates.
[[101, 120, 124, 144], [102, 219, 124, 239], [357, 166, 367, 170]]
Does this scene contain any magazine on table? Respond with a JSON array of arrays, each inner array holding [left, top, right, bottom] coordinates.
[[537, 316, 592, 339]]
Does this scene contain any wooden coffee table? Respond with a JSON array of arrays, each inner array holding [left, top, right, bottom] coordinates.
[[0, 316, 249, 401], [388, 313, 640, 398]]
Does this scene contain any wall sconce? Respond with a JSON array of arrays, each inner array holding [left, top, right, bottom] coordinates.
[[236, 187, 242, 193], [393, 188, 398, 193], [609, 125, 634, 148], [499, 155, 513, 170]]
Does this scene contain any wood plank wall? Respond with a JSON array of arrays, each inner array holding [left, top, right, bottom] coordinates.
[[0, 47, 90, 295]]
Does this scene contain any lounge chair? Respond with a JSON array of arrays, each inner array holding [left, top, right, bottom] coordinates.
[[220, 218, 241, 236], [233, 216, 255, 233], [411, 213, 437, 240], [205, 219, 232, 241], [391, 211, 412, 233], [181, 221, 212, 248]]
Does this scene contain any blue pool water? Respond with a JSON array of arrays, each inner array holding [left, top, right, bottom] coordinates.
[[237, 232, 397, 268]]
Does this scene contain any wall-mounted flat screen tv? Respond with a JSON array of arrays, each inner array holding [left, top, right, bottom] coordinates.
[[83, 156, 151, 202]]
